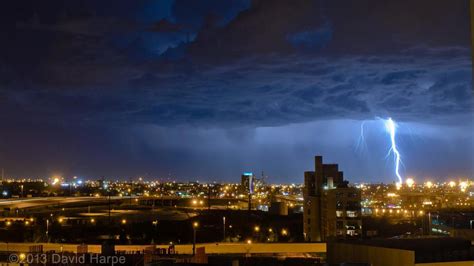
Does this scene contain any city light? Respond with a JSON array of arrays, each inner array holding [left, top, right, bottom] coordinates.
[[52, 177, 60, 185], [459, 181, 468, 192], [0, 159, 470, 254], [425, 181, 433, 189], [449, 181, 456, 188], [405, 178, 414, 188]]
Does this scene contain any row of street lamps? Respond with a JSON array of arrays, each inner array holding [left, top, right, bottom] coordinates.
[[191, 217, 290, 255]]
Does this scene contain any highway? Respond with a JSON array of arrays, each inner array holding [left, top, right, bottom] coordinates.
[[0, 197, 126, 210]]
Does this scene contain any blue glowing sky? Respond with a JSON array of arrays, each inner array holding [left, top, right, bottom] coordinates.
[[0, 0, 473, 183]]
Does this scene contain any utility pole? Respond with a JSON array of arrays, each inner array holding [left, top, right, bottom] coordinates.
[[207, 185, 212, 211], [192, 222, 199, 256], [108, 185, 112, 240], [46, 219, 49, 242], [193, 227, 196, 255], [129, 177, 132, 206], [223, 216, 226, 241], [1, 168, 4, 196]]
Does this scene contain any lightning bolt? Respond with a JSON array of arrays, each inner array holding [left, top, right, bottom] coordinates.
[[384, 118, 403, 185], [355, 120, 368, 154]]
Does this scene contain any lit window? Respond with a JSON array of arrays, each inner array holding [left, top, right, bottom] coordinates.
[[346, 211, 358, 218]]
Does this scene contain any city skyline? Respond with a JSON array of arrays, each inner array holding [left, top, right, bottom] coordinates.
[[1, 0, 473, 182]]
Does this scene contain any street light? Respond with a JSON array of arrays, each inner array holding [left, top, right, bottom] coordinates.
[[46, 219, 49, 241], [152, 220, 158, 244], [281, 229, 288, 236], [254, 226, 260, 232], [222, 216, 226, 241], [193, 222, 199, 256]]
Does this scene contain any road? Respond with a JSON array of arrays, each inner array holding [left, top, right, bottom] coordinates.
[[0, 197, 126, 210]]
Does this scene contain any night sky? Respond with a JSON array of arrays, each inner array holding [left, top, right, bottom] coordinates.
[[0, 0, 473, 183]]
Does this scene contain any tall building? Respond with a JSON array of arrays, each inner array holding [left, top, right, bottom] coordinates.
[[303, 156, 362, 241], [241, 172, 255, 194], [241, 172, 255, 211]]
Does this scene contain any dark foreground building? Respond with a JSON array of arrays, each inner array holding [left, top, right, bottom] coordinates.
[[303, 156, 362, 241], [327, 237, 474, 266]]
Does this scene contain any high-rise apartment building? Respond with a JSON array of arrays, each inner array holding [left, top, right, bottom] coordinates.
[[303, 156, 362, 241]]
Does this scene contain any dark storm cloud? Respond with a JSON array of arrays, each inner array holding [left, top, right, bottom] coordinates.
[[1, 0, 470, 128], [0, 0, 472, 180], [2, 51, 470, 127], [184, 0, 469, 59], [172, 0, 251, 28]]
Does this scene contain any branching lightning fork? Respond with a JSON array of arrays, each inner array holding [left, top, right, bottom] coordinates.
[[384, 118, 403, 185]]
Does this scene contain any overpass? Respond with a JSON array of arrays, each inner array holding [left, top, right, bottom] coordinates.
[[0, 197, 128, 210]]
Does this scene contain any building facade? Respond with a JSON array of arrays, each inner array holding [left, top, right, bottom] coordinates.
[[303, 156, 362, 241], [241, 172, 255, 194]]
